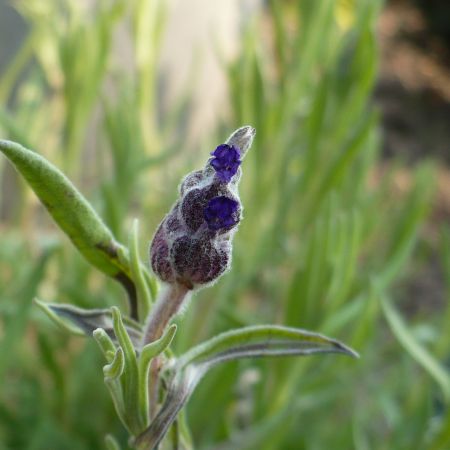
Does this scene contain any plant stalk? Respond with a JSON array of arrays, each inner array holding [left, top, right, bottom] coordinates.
[[142, 283, 190, 422], [142, 283, 190, 345]]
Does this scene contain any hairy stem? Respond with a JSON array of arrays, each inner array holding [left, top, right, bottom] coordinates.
[[142, 283, 190, 345], [142, 283, 190, 422]]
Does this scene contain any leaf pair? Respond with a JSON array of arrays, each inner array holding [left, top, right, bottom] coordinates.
[[94, 307, 176, 436]]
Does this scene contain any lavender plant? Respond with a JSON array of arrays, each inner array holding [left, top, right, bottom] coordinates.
[[0, 126, 358, 449], [1, 2, 447, 449]]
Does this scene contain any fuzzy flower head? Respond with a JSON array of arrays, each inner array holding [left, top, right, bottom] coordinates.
[[150, 126, 255, 290]]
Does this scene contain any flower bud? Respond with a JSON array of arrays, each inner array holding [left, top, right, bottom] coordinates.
[[149, 126, 255, 289]]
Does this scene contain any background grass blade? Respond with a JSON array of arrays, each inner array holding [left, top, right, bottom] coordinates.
[[380, 294, 450, 402]]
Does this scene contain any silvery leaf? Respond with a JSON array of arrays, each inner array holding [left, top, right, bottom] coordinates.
[[135, 325, 358, 449], [35, 300, 142, 347]]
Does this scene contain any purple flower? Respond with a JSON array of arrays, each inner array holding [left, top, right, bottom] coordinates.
[[210, 144, 241, 182], [204, 196, 240, 231]]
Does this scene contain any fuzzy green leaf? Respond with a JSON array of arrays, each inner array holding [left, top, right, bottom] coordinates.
[[0, 139, 141, 318], [111, 306, 143, 434], [138, 324, 177, 428], [177, 324, 358, 369], [104, 347, 125, 380], [140, 324, 177, 369], [129, 219, 152, 320], [93, 328, 117, 362]]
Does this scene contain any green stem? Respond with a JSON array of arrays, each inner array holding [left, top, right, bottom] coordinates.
[[142, 283, 190, 345], [142, 283, 190, 422]]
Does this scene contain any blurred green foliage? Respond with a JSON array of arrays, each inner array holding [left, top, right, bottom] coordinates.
[[0, 0, 448, 449]]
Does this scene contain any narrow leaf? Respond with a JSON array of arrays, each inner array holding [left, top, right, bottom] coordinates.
[[34, 299, 85, 336], [93, 328, 117, 362], [94, 327, 131, 434], [104, 347, 125, 380], [129, 219, 152, 320], [35, 300, 142, 346], [135, 325, 358, 449], [0, 139, 141, 318], [104, 376, 129, 434], [177, 324, 359, 370], [140, 324, 177, 367], [138, 324, 178, 428], [111, 306, 143, 434]]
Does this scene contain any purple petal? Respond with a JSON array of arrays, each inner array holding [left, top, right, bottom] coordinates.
[[209, 144, 241, 183], [203, 196, 240, 231]]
